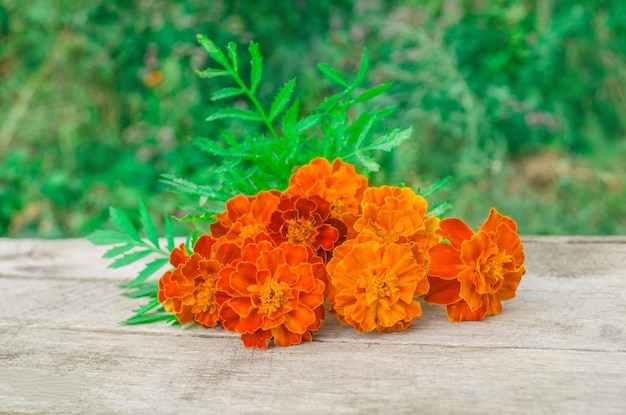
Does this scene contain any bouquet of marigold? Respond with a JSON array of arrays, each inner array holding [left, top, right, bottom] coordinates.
[[89, 36, 526, 349]]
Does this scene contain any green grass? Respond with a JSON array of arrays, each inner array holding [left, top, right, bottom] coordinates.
[[1, 0, 625, 237]]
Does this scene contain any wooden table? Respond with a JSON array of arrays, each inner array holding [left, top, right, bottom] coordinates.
[[1, 236, 624, 414]]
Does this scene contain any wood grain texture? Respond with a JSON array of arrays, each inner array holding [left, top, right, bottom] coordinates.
[[0, 237, 625, 414]]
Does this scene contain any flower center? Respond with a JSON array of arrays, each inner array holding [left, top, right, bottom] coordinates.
[[364, 267, 399, 304], [258, 279, 290, 314], [286, 219, 314, 245], [194, 280, 218, 313], [481, 253, 509, 288], [240, 222, 265, 239]]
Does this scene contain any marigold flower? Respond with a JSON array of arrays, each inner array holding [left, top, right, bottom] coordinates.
[[425, 208, 526, 322], [353, 185, 441, 267], [326, 240, 429, 333], [157, 235, 241, 327], [286, 157, 368, 220], [217, 241, 326, 349], [267, 194, 346, 262], [210, 190, 281, 245]]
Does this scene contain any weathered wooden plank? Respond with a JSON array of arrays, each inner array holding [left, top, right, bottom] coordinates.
[[0, 272, 624, 352], [0, 237, 625, 414], [1, 326, 624, 415]]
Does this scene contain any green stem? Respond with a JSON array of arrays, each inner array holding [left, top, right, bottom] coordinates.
[[230, 72, 281, 141]]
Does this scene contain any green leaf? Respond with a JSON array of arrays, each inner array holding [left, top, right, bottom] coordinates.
[[315, 90, 347, 113], [138, 200, 160, 249], [420, 176, 452, 197], [207, 108, 264, 122], [103, 243, 135, 259], [109, 249, 152, 269], [131, 298, 161, 317], [353, 48, 369, 88], [353, 82, 393, 103], [109, 207, 140, 242], [269, 78, 296, 121], [355, 152, 380, 172], [249, 42, 263, 93], [428, 201, 453, 218], [296, 113, 323, 133], [210, 87, 245, 101], [195, 68, 229, 79], [355, 117, 376, 148], [197, 35, 229, 68], [226, 42, 238, 71], [185, 230, 199, 253], [86, 229, 132, 245], [123, 281, 159, 298], [164, 212, 175, 251], [317, 63, 349, 87], [370, 127, 413, 152], [124, 257, 170, 288], [123, 313, 176, 325]]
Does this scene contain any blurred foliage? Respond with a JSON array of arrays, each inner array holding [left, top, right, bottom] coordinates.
[[1, 0, 625, 237]]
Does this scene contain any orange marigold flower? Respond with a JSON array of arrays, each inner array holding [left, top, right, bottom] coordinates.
[[326, 240, 429, 333], [157, 234, 241, 327], [286, 157, 368, 220], [353, 185, 441, 267], [217, 241, 326, 349], [425, 208, 526, 322], [210, 190, 281, 245], [267, 195, 346, 262]]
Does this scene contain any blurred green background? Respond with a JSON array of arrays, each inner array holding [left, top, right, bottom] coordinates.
[[1, 0, 625, 238]]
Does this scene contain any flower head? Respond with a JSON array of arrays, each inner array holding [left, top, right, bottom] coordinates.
[[326, 240, 429, 333], [286, 157, 368, 220], [217, 241, 326, 349], [210, 190, 282, 246], [353, 185, 441, 267], [157, 235, 241, 327], [268, 194, 346, 262], [425, 208, 526, 321]]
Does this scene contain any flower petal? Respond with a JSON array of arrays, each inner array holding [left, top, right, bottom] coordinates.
[[424, 276, 461, 305], [438, 218, 474, 250]]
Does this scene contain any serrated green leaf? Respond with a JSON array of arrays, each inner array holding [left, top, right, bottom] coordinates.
[[355, 152, 380, 172], [317, 63, 349, 87], [109, 207, 140, 242], [353, 82, 393, 103], [269, 78, 296, 121], [138, 200, 159, 249], [296, 113, 323, 133], [103, 243, 135, 259], [353, 48, 369, 88], [315, 90, 347, 113], [195, 68, 229, 79], [86, 229, 132, 246], [124, 257, 170, 288], [123, 313, 176, 325], [368, 127, 413, 152], [355, 117, 376, 148], [123, 281, 160, 298], [428, 201, 453, 218], [109, 249, 152, 269], [131, 298, 161, 317], [192, 137, 237, 157], [249, 42, 263, 93], [210, 87, 245, 101], [207, 108, 264, 122], [197, 35, 229, 68], [226, 42, 238, 71], [164, 212, 175, 251], [185, 230, 199, 254], [420, 176, 452, 197]]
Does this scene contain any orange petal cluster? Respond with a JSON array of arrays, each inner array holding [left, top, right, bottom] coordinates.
[[326, 185, 436, 332], [156, 157, 526, 349], [425, 208, 526, 322]]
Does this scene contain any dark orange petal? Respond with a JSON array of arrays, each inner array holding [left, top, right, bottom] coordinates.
[[446, 298, 489, 322], [193, 235, 215, 258], [424, 276, 461, 305], [169, 243, 188, 266], [228, 296, 254, 317], [237, 308, 265, 333], [437, 218, 474, 250], [427, 243, 464, 280], [284, 305, 316, 334], [487, 293, 503, 316], [460, 231, 493, 266], [194, 311, 219, 327], [229, 262, 258, 295], [241, 329, 272, 349], [272, 324, 304, 347], [480, 208, 518, 234]]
